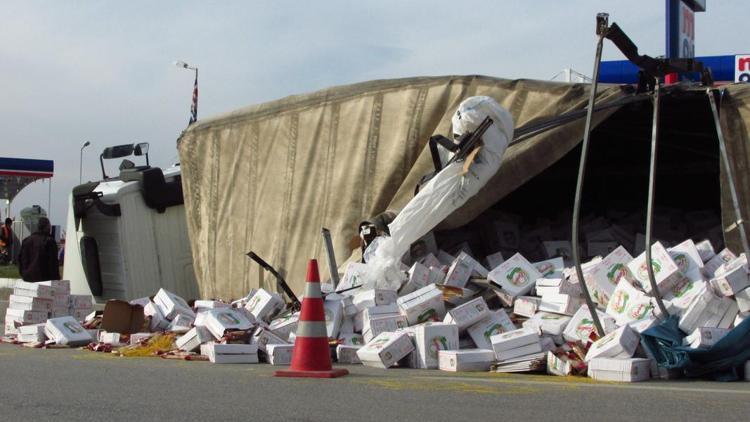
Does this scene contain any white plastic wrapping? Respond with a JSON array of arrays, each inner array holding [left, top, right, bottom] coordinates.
[[362, 96, 514, 290]]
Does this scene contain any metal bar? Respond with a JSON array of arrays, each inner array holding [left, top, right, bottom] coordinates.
[[644, 80, 670, 318], [321, 228, 340, 289], [570, 13, 610, 338], [707, 89, 750, 260]]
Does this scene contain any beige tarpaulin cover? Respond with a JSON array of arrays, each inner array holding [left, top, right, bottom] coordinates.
[[177, 75, 632, 299]]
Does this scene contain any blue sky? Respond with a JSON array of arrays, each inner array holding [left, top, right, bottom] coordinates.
[[1, 0, 748, 225]]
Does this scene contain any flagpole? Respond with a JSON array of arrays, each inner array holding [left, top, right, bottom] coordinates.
[[175, 60, 199, 125]]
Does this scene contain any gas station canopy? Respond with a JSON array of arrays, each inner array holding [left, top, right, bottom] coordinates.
[[0, 157, 54, 202]]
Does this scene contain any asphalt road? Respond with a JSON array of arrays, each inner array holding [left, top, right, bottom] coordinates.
[[0, 343, 748, 421]]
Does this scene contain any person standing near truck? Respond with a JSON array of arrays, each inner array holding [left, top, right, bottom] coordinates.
[[17, 217, 60, 282], [0, 218, 12, 264]]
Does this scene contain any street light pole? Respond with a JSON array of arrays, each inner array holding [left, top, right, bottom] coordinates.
[[79, 141, 90, 184], [174, 60, 199, 124]]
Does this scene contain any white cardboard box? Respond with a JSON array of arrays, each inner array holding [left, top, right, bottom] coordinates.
[[38, 280, 70, 295], [17, 323, 46, 343], [685, 327, 730, 348], [522, 312, 571, 336], [5, 308, 47, 324], [9, 295, 53, 312], [443, 254, 474, 288], [513, 296, 541, 318], [703, 248, 736, 278], [357, 332, 415, 369], [363, 314, 408, 343], [487, 253, 542, 297], [268, 313, 299, 341], [486, 251, 505, 271], [533, 257, 565, 279], [668, 239, 705, 282], [584, 325, 639, 362], [323, 300, 343, 339], [490, 327, 539, 353], [154, 288, 195, 320], [336, 344, 362, 364], [338, 262, 370, 292], [443, 297, 490, 331], [205, 343, 259, 364], [457, 251, 489, 278], [69, 294, 93, 309], [13, 281, 54, 299], [563, 307, 618, 343], [251, 328, 288, 352], [397, 284, 446, 325], [695, 239, 716, 263], [244, 289, 284, 322], [535, 277, 581, 298], [338, 333, 365, 347], [413, 322, 459, 369], [353, 289, 398, 312], [538, 294, 580, 316], [712, 256, 750, 297], [401, 262, 431, 296], [44, 316, 92, 346], [266, 343, 294, 365], [438, 349, 495, 372], [627, 242, 681, 294], [467, 309, 516, 350], [194, 300, 230, 310], [204, 308, 255, 340], [587, 246, 634, 308], [176, 326, 212, 352], [494, 342, 543, 362], [735, 288, 750, 313], [588, 357, 651, 382], [547, 351, 574, 376], [605, 280, 655, 326], [678, 287, 721, 333]]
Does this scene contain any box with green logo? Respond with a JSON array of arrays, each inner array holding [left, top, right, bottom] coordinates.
[[467, 309, 516, 350], [204, 308, 255, 340], [396, 284, 446, 326], [487, 253, 542, 297], [357, 332, 415, 369], [438, 349, 495, 372], [605, 280, 655, 326], [522, 312, 571, 336], [443, 297, 490, 331], [584, 324, 639, 362], [244, 288, 284, 323], [336, 344, 362, 364], [413, 322, 459, 369], [588, 246, 634, 309], [562, 306, 617, 343], [44, 316, 92, 346]]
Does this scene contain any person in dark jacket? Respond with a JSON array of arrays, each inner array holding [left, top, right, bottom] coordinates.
[[18, 217, 60, 282]]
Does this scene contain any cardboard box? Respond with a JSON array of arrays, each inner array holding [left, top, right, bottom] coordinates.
[[168, 313, 194, 333], [129, 332, 155, 345], [321, 300, 343, 339], [338, 333, 365, 346], [38, 280, 70, 295], [154, 288, 195, 320], [44, 316, 93, 346], [443, 297, 490, 331], [586, 246, 634, 308], [357, 332, 415, 369], [467, 309, 516, 350], [563, 307, 618, 343], [176, 326, 212, 352], [101, 300, 146, 334], [712, 256, 749, 297], [363, 314, 408, 343], [17, 323, 46, 343], [69, 294, 93, 309], [413, 322, 459, 369], [703, 248, 737, 278], [98, 331, 124, 346], [266, 343, 294, 365], [605, 281, 655, 326], [584, 325, 639, 362], [338, 262, 370, 292], [494, 342, 543, 362], [522, 312, 571, 336], [547, 351, 574, 376], [543, 241, 574, 265], [437, 250, 456, 266], [13, 281, 54, 299], [268, 312, 299, 341], [194, 300, 230, 310], [538, 294, 580, 316], [144, 301, 170, 331], [533, 257, 565, 279], [487, 253, 542, 297], [353, 289, 397, 312], [418, 253, 443, 270], [736, 288, 750, 313], [438, 349, 495, 372], [5, 308, 47, 324], [668, 239, 705, 282], [678, 287, 721, 333], [627, 242, 681, 294], [490, 327, 540, 353], [204, 308, 254, 339], [684, 327, 730, 348], [401, 262, 431, 296], [8, 295, 53, 312], [588, 357, 651, 382], [485, 251, 505, 271], [357, 304, 399, 331], [4, 320, 19, 335], [53, 294, 70, 309], [535, 277, 580, 297], [443, 254, 474, 288], [336, 344, 362, 364], [251, 328, 288, 352], [244, 289, 284, 323], [397, 284, 446, 325], [205, 343, 259, 364], [694, 239, 716, 263], [456, 251, 489, 278], [513, 296, 541, 318]]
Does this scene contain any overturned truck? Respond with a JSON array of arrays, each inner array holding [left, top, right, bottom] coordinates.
[[177, 75, 750, 298]]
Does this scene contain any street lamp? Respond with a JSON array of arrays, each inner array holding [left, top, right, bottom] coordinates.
[[174, 60, 199, 125], [79, 141, 90, 184]]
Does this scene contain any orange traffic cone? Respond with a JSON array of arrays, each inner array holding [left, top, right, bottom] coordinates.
[[275, 259, 349, 378]]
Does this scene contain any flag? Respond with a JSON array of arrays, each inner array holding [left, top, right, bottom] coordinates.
[[189, 71, 198, 125]]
